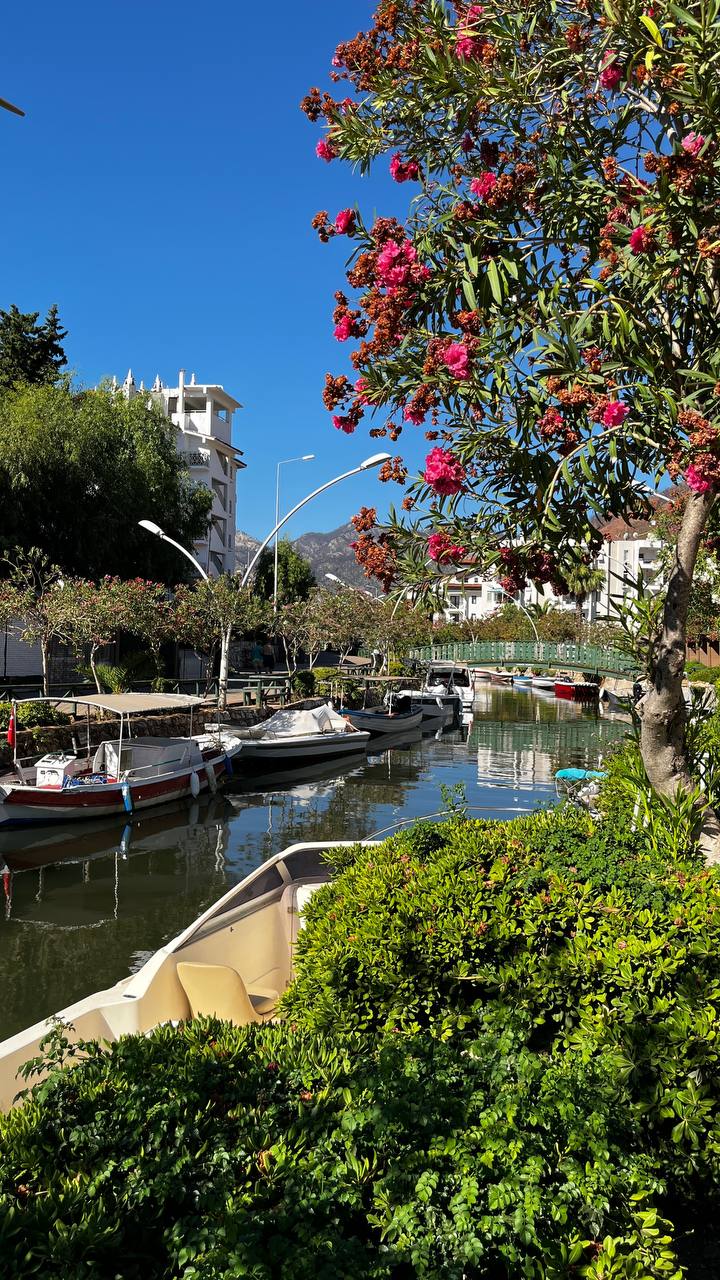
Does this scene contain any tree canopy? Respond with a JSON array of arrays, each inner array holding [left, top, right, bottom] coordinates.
[[253, 539, 316, 605], [0, 383, 212, 582], [0, 303, 67, 391], [306, 0, 720, 852]]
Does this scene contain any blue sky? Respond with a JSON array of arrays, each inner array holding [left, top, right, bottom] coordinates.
[[1, 1, 420, 541]]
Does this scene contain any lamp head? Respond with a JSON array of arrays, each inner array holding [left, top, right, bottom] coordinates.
[[360, 452, 392, 469], [138, 519, 164, 537], [302, 454, 315, 461]]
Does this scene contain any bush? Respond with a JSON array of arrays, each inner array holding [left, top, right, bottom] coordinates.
[[0, 701, 70, 731], [290, 669, 315, 698]]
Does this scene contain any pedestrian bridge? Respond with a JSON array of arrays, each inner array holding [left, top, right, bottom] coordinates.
[[409, 641, 637, 678]]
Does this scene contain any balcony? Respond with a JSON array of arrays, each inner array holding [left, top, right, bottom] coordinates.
[[182, 449, 210, 469]]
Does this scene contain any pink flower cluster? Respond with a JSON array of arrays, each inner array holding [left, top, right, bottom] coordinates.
[[629, 224, 656, 254], [375, 238, 427, 292], [332, 414, 357, 434], [470, 171, 497, 199], [335, 209, 355, 234], [427, 531, 466, 563], [602, 400, 629, 428], [442, 342, 471, 380], [424, 447, 467, 495], [682, 132, 705, 157], [390, 152, 420, 183], [599, 52, 623, 90], [316, 138, 337, 163], [455, 5, 485, 59], [685, 464, 714, 494]]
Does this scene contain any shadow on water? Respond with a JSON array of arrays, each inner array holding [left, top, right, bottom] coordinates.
[[0, 686, 628, 1039]]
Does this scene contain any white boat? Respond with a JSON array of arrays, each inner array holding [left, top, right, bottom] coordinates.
[[0, 694, 226, 828], [531, 676, 556, 690], [393, 689, 458, 723], [0, 839, 375, 1111], [423, 662, 474, 712], [342, 705, 424, 735], [213, 703, 369, 770]]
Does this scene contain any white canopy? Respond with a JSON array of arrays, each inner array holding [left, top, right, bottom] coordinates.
[[29, 693, 204, 717]]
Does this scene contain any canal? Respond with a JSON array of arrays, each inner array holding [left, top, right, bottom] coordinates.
[[0, 686, 628, 1041]]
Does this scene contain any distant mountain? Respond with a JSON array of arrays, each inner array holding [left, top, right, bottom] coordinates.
[[235, 522, 370, 590]]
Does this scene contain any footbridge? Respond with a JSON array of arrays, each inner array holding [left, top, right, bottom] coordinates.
[[408, 641, 638, 678]]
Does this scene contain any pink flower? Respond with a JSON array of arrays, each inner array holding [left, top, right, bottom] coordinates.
[[470, 171, 497, 199], [685, 464, 714, 494], [682, 132, 705, 157], [316, 138, 337, 163], [333, 314, 355, 342], [389, 152, 420, 183], [629, 224, 656, 254], [335, 208, 355, 234], [332, 414, 356, 434], [354, 376, 373, 406], [442, 342, 470, 380], [376, 238, 418, 289], [399, 404, 422, 424], [602, 401, 629, 428], [424, 447, 467, 495], [599, 53, 623, 90], [427, 531, 466, 563]]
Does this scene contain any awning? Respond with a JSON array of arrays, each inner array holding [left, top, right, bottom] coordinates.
[[25, 693, 204, 716]]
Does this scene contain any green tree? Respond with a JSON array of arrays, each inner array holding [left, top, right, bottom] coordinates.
[[0, 303, 67, 390], [307, 2, 720, 855], [56, 577, 132, 693], [0, 548, 70, 694], [564, 563, 607, 642], [174, 577, 268, 710], [0, 383, 212, 581], [253, 540, 316, 606]]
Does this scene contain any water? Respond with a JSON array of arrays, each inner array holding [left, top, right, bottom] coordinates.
[[0, 687, 628, 1040]]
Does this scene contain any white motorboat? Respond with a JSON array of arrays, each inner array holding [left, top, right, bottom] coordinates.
[[0, 694, 226, 828], [342, 705, 424, 735], [531, 675, 556, 690], [0, 839, 376, 1111], [213, 703, 369, 770], [423, 662, 474, 712], [392, 688, 459, 724]]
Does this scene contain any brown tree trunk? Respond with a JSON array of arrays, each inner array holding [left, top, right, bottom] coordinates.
[[90, 643, 102, 694], [637, 488, 720, 862]]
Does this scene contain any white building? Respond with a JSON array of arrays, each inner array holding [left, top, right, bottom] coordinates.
[[120, 368, 245, 577], [433, 512, 662, 625]]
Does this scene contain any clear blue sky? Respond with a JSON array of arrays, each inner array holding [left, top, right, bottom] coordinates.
[[1, 1, 421, 541]]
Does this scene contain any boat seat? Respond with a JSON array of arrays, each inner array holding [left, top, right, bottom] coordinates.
[[176, 962, 278, 1024]]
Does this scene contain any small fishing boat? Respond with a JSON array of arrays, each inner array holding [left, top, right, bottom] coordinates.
[[470, 668, 493, 684], [423, 662, 474, 712], [214, 704, 369, 770], [490, 670, 513, 685], [512, 673, 532, 685], [343, 705, 424, 736], [0, 694, 227, 828], [554, 678, 576, 699], [531, 675, 556, 690], [554, 679, 600, 702], [0, 838, 375, 1111]]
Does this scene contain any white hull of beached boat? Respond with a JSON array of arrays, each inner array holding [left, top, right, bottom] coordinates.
[[0, 839, 375, 1112]]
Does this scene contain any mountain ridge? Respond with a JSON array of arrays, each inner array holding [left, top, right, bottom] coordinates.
[[235, 522, 370, 590]]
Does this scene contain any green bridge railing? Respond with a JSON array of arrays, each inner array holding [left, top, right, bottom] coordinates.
[[407, 641, 637, 677]]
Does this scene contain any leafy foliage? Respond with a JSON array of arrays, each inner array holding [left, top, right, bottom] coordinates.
[[252, 540, 316, 606], [0, 303, 67, 391]]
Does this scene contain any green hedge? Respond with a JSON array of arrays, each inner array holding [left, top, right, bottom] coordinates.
[[0, 701, 70, 731], [3, 805, 720, 1275]]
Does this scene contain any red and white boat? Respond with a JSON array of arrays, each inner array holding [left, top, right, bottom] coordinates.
[[0, 694, 228, 828], [554, 679, 600, 702]]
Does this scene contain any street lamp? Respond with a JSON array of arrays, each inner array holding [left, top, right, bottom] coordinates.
[[138, 519, 209, 581], [0, 96, 25, 117], [495, 585, 540, 642], [325, 572, 374, 598], [241, 453, 391, 590], [274, 454, 314, 610]]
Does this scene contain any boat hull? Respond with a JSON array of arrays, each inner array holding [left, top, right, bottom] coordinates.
[[344, 709, 424, 735], [235, 732, 369, 770], [0, 757, 225, 828]]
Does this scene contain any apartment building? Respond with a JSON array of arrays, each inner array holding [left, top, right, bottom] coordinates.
[[120, 368, 245, 576]]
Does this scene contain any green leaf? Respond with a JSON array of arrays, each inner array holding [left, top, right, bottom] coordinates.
[[486, 259, 503, 305], [639, 13, 663, 44]]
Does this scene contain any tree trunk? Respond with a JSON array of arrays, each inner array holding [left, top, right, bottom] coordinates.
[[218, 624, 231, 713], [637, 488, 720, 862], [41, 637, 50, 697], [90, 643, 102, 694], [574, 597, 583, 643]]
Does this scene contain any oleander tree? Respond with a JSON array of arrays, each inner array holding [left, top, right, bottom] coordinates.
[[52, 577, 129, 693], [306, 0, 720, 854]]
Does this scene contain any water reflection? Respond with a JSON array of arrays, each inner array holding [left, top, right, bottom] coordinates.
[[0, 687, 628, 1039]]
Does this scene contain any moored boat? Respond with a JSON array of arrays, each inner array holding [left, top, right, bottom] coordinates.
[[0, 838, 374, 1111], [215, 704, 369, 770], [490, 670, 513, 685], [423, 662, 474, 712], [343, 705, 424, 736], [0, 694, 226, 828], [531, 675, 556, 690]]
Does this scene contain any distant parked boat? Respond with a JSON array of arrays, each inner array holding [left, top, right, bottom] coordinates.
[[490, 670, 513, 685], [531, 675, 556, 690]]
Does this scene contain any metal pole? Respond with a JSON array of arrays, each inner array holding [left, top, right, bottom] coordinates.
[[273, 462, 281, 612]]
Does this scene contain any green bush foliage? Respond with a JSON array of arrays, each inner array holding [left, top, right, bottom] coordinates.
[[0, 700, 70, 730], [3, 805, 720, 1276], [290, 669, 316, 698]]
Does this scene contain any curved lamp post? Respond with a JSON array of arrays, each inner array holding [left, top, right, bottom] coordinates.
[[241, 453, 391, 590], [0, 96, 25, 117], [274, 454, 314, 610], [138, 519, 209, 581], [325, 572, 374, 599]]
